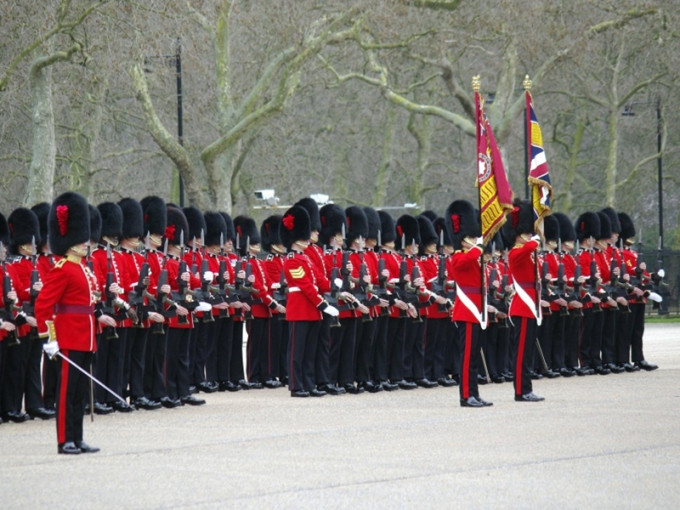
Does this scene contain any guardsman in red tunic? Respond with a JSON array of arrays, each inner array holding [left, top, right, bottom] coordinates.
[[445, 200, 492, 408], [280, 205, 339, 397], [504, 200, 545, 402], [36, 191, 118, 454], [617, 212, 659, 371], [260, 214, 288, 387]]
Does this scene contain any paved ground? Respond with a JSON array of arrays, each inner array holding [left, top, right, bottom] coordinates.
[[1, 322, 679, 509]]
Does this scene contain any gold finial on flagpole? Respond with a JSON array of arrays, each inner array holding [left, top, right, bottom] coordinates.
[[472, 75, 481, 92], [523, 74, 532, 91]]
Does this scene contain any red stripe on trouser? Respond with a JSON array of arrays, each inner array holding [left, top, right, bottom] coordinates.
[[289, 323, 295, 390], [57, 353, 69, 444], [462, 324, 472, 399], [515, 318, 527, 396]]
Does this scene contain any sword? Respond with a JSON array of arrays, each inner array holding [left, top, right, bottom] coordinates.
[[54, 350, 127, 405]]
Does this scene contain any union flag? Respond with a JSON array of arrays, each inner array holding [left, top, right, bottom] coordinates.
[[526, 90, 552, 237]]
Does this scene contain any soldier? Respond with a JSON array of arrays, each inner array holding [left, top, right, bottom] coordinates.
[[280, 205, 338, 397], [503, 199, 545, 402], [445, 200, 492, 407], [36, 191, 117, 454]]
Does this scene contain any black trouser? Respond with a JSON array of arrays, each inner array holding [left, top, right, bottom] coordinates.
[[548, 312, 566, 370], [371, 315, 390, 383], [230, 320, 245, 383], [445, 320, 461, 379], [128, 327, 149, 400], [457, 321, 481, 400], [192, 319, 216, 385], [213, 317, 232, 384], [564, 313, 581, 369], [424, 317, 447, 381], [579, 308, 604, 369], [246, 317, 270, 383], [288, 320, 320, 392], [615, 306, 632, 365], [354, 316, 375, 384], [271, 315, 288, 381], [314, 316, 332, 387], [329, 317, 357, 386], [536, 310, 553, 372], [1, 335, 28, 414], [512, 316, 537, 396], [629, 302, 646, 363], [165, 327, 191, 400], [55, 350, 92, 445], [94, 328, 125, 405], [144, 327, 167, 401], [601, 307, 618, 365], [387, 318, 406, 382], [403, 318, 425, 381]]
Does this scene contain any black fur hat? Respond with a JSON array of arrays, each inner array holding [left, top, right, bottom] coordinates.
[[280, 205, 311, 249], [319, 203, 346, 246], [260, 215, 283, 252], [618, 212, 636, 244], [596, 211, 612, 240], [31, 202, 50, 247], [378, 210, 396, 244], [363, 207, 380, 241], [599, 207, 621, 234], [433, 217, 452, 247], [417, 214, 438, 249], [140, 196, 167, 237], [574, 211, 600, 241], [295, 197, 322, 232], [219, 212, 236, 243], [543, 214, 560, 242], [445, 200, 480, 251], [345, 206, 368, 245], [98, 202, 123, 241], [503, 199, 534, 240], [420, 210, 438, 223], [89, 205, 102, 243], [395, 214, 420, 250], [0, 213, 9, 247], [8, 208, 40, 254], [48, 192, 91, 256], [118, 198, 144, 239], [165, 206, 189, 246], [233, 215, 261, 255], [204, 212, 227, 247], [183, 206, 206, 243], [553, 212, 576, 243]]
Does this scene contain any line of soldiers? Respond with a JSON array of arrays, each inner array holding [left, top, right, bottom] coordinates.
[[0, 193, 662, 438]]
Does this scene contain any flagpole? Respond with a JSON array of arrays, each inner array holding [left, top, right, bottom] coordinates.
[[473, 76, 487, 330]]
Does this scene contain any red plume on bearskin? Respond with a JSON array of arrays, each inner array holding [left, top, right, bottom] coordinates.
[[396, 225, 403, 238], [452, 214, 460, 234], [57, 205, 69, 236], [282, 214, 295, 231], [164, 224, 176, 240], [279, 205, 311, 249], [445, 200, 480, 251]]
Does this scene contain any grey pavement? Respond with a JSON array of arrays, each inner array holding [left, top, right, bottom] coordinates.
[[1, 322, 679, 509]]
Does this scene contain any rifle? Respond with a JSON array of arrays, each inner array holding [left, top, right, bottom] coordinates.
[[149, 239, 177, 335], [406, 263, 424, 323], [586, 238, 603, 312], [174, 231, 198, 323], [128, 235, 151, 326], [100, 244, 121, 340], [22, 236, 41, 340], [0, 242, 24, 346]]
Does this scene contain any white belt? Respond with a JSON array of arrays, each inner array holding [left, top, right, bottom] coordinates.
[[288, 286, 301, 293]]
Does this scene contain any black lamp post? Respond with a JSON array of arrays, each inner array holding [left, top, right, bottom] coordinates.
[[144, 38, 185, 207]]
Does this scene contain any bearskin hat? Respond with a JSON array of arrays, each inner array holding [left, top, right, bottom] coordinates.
[[140, 196, 167, 237], [8, 208, 40, 254], [596, 211, 612, 240], [420, 210, 438, 223], [48, 192, 90, 257], [395, 214, 420, 250], [417, 214, 438, 252], [260, 215, 283, 252], [378, 210, 396, 244], [502, 199, 534, 242], [98, 202, 123, 241], [552, 213, 576, 243], [574, 211, 600, 241], [363, 207, 380, 241], [31, 202, 50, 248], [445, 200, 480, 251], [345, 206, 368, 246], [319, 203, 346, 247], [233, 215, 261, 255], [295, 197, 322, 232], [219, 212, 236, 243], [182, 206, 206, 244], [543, 214, 560, 242], [618, 212, 636, 244], [433, 217, 452, 247], [0, 213, 9, 247], [599, 206, 621, 234], [165, 206, 189, 246], [118, 198, 144, 240], [280, 205, 311, 249], [204, 212, 227, 247], [89, 205, 102, 243]]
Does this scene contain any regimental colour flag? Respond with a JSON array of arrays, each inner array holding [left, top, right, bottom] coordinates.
[[526, 90, 552, 237], [475, 89, 514, 245]]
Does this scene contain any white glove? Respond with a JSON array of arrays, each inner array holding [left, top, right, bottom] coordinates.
[[43, 341, 60, 359], [196, 301, 213, 312], [323, 304, 340, 317], [202, 271, 214, 283], [657, 269, 665, 278], [648, 292, 663, 303], [474, 236, 484, 246], [530, 234, 541, 242]]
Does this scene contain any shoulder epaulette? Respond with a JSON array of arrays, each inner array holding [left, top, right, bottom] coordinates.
[[266, 254, 274, 261], [55, 258, 67, 268]]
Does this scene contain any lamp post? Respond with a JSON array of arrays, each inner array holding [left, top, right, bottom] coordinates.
[[144, 38, 185, 207]]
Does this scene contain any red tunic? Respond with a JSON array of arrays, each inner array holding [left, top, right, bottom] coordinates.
[[449, 247, 483, 323], [508, 240, 540, 319], [284, 251, 324, 321], [35, 255, 99, 352]]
